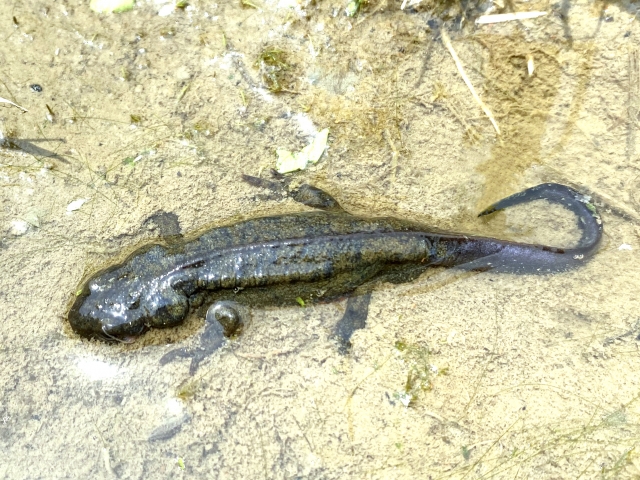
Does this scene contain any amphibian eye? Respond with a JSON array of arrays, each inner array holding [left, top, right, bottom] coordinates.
[[127, 291, 141, 309]]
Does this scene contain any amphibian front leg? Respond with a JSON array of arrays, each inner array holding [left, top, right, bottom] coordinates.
[[333, 293, 373, 354], [206, 301, 245, 337], [159, 301, 248, 375], [242, 173, 342, 211]]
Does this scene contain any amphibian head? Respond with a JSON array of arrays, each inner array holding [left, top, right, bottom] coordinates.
[[68, 247, 189, 341]]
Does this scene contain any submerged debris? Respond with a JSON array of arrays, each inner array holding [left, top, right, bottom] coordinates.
[[148, 413, 190, 442], [255, 48, 293, 93], [66, 198, 88, 214], [345, 0, 367, 17], [276, 128, 329, 173], [393, 340, 438, 407], [89, 0, 135, 13]]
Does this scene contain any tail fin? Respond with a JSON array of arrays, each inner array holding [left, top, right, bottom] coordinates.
[[478, 183, 603, 254]]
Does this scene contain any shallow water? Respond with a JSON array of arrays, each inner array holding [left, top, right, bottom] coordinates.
[[2, 0, 640, 478]]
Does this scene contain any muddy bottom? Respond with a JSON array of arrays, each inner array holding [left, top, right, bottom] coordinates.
[[2, 0, 640, 478]]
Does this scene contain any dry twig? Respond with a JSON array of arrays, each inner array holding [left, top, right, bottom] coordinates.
[[0, 96, 27, 112], [476, 11, 547, 24], [440, 29, 500, 135]]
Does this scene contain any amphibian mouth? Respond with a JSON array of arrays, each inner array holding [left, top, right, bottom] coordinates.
[[68, 182, 602, 356]]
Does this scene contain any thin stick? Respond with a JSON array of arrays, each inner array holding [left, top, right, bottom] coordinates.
[[0, 96, 27, 112], [476, 11, 547, 24], [440, 29, 500, 135]]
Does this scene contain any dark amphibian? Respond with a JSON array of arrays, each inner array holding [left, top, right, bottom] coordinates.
[[68, 181, 602, 373]]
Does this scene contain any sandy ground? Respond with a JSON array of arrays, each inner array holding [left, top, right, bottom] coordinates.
[[2, 0, 640, 478]]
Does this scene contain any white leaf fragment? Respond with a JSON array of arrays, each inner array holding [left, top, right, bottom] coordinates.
[[276, 149, 308, 173], [275, 128, 329, 174], [10, 220, 29, 236], [22, 210, 40, 228], [158, 3, 175, 17], [396, 392, 412, 407], [90, 0, 135, 13], [527, 54, 535, 76], [66, 198, 88, 213]]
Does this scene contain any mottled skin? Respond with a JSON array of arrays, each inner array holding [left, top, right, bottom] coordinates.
[[68, 183, 602, 345]]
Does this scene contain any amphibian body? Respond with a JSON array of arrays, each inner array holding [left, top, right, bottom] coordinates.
[[68, 182, 602, 361]]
